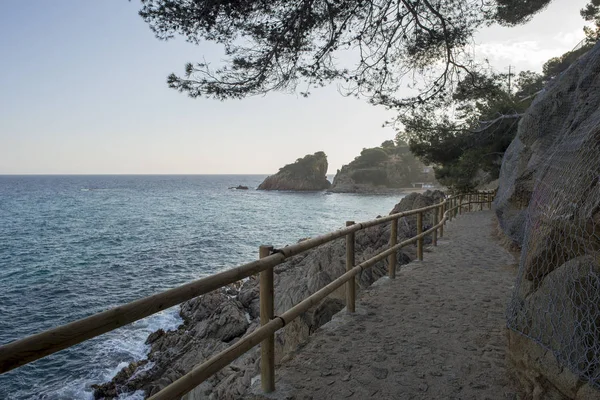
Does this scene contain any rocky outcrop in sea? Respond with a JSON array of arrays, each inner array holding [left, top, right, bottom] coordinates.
[[496, 41, 600, 398], [257, 152, 331, 191], [93, 191, 442, 399]]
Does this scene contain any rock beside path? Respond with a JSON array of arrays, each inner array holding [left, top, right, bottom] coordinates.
[[496, 41, 600, 396], [389, 190, 445, 215]]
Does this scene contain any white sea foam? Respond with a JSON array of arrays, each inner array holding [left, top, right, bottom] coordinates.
[[100, 306, 182, 376], [45, 307, 182, 400], [118, 390, 146, 400], [44, 379, 95, 400]]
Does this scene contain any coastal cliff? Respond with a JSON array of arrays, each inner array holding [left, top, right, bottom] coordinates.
[[94, 191, 442, 399], [496, 41, 600, 398], [257, 152, 331, 191], [329, 141, 435, 193]]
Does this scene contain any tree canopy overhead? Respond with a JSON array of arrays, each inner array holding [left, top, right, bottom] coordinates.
[[139, 0, 554, 108], [399, 69, 540, 191], [397, 0, 600, 193]]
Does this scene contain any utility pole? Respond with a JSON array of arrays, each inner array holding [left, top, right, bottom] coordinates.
[[507, 65, 513, 96]]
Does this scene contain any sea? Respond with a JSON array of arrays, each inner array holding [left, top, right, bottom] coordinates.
[[0, 175, 404, 399]]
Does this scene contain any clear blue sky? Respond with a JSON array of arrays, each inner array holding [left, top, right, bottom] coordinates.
[[0, 0, 590, 174]]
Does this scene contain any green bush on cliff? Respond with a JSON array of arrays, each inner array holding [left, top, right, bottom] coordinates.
[[351, 169, 389, 185], [353, 148, 389, 168], [333, 141, 434, 189], [278, 151, 327, 178], [399, 72, 535, 192]]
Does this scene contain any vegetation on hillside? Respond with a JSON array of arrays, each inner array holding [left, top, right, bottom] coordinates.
[[395, 2, 600, 192], [334, 141, 433, 189], [278, 151, 328, 179], [258, 151, 330, 190]]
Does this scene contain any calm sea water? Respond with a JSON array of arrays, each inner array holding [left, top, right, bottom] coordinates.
[[0, 175, 403, 399]]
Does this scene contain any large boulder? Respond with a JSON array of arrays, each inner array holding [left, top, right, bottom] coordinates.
[[497, 41, 600, 396], [257, 152, 331, 191], [389, 190, 445, 214], [94, 191, 438, 399]]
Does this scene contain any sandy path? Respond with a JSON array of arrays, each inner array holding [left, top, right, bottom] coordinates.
[[247, 210, 518, 400]]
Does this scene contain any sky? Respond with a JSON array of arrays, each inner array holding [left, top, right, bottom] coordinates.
[[0, 0, 591, 174]]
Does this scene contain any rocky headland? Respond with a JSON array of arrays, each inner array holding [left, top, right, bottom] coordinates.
[[93, 191, 444, 399], [329, 141, 435, 193], [495, 41, 600, 398], [257, 152, 331, 191]]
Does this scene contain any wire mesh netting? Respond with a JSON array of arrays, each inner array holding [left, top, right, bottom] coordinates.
[[497, 40, 600, 387]]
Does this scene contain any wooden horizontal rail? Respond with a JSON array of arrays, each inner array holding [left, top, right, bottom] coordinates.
[[0, 189, 494, 398], [0, 193, 474, 373], [272, 200, 455, 258], [0, 252, 286, 373], [149, 318, 285, 400], [149, 209, 452, 400], [148, 210, 454, 400]]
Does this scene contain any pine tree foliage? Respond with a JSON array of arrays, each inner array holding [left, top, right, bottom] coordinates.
[[138, 0, 553, 107]]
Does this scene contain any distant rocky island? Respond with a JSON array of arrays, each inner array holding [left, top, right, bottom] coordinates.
[[329, 140, 435, 193], [256, 142, 436, 194], [257, 151, 331, 191]]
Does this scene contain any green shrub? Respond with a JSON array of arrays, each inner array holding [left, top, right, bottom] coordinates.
[[353, 148, 389, 168], [351, 169, 389, 185]]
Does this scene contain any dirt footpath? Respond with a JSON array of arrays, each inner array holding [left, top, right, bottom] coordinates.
[[248, 210, 519, 400]]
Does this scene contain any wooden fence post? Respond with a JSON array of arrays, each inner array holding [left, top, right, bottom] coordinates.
[[454, 197, 458, 219], [439, 203, 444, 237], [459, 195, 463, 215], [417, 212, 423, 261], [432, 209, 438, 247], [480, 192, 483, 211], [452, 195, 462, 218], [345, 221, 356, 312], [259, 245, 275, 393], [389, 219, 398, 279]]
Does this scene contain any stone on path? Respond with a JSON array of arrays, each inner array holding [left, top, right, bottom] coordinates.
[[247, 211, 518, 400]]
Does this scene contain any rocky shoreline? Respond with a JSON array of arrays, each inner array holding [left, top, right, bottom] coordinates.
[[93, 190, 444, 399], [327, 185, 437, 194]]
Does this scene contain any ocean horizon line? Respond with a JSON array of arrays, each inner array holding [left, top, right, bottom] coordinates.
[[0, 173, 282, 176]]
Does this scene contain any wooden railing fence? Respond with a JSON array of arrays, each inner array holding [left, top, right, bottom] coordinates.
[[0, 190, 496, 399]]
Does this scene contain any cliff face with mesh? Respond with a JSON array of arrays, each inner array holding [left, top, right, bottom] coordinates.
[[496, 41, 600, 398], [258, 152, 331, 191]]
